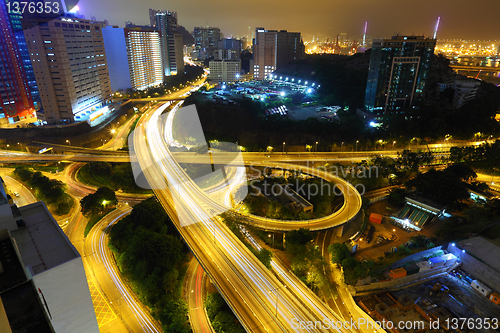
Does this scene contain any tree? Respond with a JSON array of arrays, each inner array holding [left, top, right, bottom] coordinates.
[[341, 256, 357, 270], [387, 188, 406, 207], [80, 187, 117, 216], [285, 228, 313, 256], [14, 166, 34, 182], [405, 169, 470, 206], [444, 164, 477, 182], [328, 243, 350, 264], [255, 248, 273, 269], [89, 162, 112, 175], [398, 150, 434, 171]]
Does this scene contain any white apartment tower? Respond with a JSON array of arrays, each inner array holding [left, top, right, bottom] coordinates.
[[102, 26, 163, 91]]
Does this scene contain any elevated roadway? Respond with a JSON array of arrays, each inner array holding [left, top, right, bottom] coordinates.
[[132, 101, 363, 333]]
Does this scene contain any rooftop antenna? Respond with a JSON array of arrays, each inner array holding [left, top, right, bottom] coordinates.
[[363, 22, 367, 47], [433, 16, 440, 39]]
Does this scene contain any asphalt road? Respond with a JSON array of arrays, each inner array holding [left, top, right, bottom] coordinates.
[[134, 101, 354, 333], [185, 258, 215, 333]]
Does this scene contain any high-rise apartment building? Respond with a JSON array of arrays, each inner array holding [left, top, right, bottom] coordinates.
[[218, 38, 242, 52], [103, 26, 163, 91], [23, 14, 111, 124], [215, 38, 242, 60], [253, 28, 305, 80], [193, 27, 221, 59], [155, 10, 184, 76], [364, 35, 436, 114], [210, 37, 243, 82], [214, 49, 239, 60], [174, 33, 184, 74], [149, 8, 161, 28], [0, 0, 39, 123]]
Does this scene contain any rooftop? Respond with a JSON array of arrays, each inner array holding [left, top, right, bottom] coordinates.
[[457, 237, 500, 273], [406, 192, 446, 211], [11, 203, 78, 276]]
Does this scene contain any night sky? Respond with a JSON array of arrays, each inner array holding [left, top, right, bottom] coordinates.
[[76, 0, 498, 41]]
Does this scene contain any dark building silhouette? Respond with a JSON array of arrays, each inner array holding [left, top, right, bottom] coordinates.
[[253, 28, 305, 80], [364, 35, 436, 115], [193, 27, 221, 60]]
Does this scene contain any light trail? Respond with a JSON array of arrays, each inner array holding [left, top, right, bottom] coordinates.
[[132, 102, 355, 332], [91, 208, 162, 333]]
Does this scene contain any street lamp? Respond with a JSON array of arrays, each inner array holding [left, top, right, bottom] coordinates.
[[392, 141, 396, 150], [315, 141, 318, 152], [269, 285, 286, 317], [66, 139, 71, 146], [282, 142, 285, 154], [341, 142, 344, 152], [111, 129, 116, 134], [355, 140, 359, 152], [268, 233, 275, 247]]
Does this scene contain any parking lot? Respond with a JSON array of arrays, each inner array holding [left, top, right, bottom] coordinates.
[[203, 79, 343, 121]]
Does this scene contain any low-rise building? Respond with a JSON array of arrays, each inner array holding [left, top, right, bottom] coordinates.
[[453, 80, 480, 109]]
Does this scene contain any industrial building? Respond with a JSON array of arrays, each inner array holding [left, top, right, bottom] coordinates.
[[391, 192, 444, 231]]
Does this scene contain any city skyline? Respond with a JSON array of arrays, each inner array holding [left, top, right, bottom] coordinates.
[[76, 0, 499, 40]]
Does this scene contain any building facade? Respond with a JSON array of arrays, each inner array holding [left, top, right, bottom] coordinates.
[[215, 38, 242, 60], [453, 80, 480, 109], [364, 35, 436, 114], [22, 15, 111, 124], [155, 10, 184, 76], [102, 26, 163, 91], [0, 177, 99, 333], [193, 27, 221, 59], [208, 59, 241, 83], [218, 38, 242, 52], [214, 49, 239, 60], [253, 28, 305, 80], [0, 0, 39, 123], [149, 8, 162, 28], [102, 26, 132, 91]]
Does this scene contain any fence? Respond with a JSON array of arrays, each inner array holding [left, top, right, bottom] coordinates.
[[386, 245, 447, 270], [355, 262, 458, 295]]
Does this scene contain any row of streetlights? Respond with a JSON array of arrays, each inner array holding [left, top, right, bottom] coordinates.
[[254, 139, 404, 154]]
